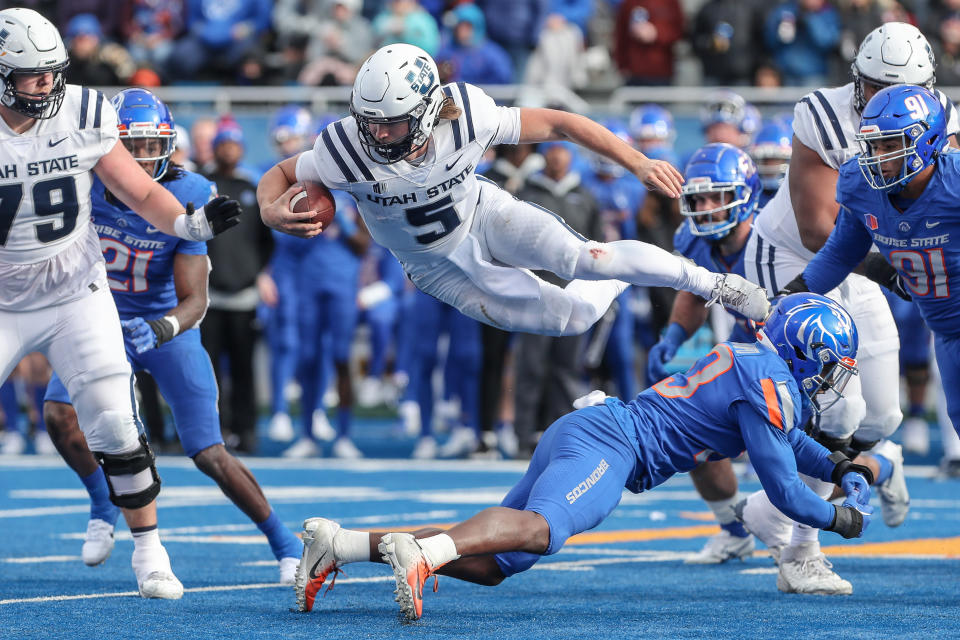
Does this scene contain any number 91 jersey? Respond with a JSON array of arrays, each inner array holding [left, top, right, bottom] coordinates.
[[0, 85, 117, 264], [296, 82, 522, 265]]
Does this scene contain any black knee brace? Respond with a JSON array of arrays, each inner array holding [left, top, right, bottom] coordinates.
[[94, 434, 162, 509]]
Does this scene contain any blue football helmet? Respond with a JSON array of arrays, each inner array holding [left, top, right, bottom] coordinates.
[[591, 118, 632, 177], [269, 104, 314, 149], [628, 104, 676, 146], [680, 143, 760, 241], [760, 293, 859, 417], [111, 88, 176, 181], [749, 121, 793, 192], [856, 84, 947, 192]]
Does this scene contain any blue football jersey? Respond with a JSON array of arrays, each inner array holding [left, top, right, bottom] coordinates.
[[828, 153, 960, 337], [582, 173, 646, 240], [94, 171, 213, 318], [611, 340, 803, 490]]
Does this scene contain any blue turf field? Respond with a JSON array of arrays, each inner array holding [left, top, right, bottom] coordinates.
[[2, 421, 960, 639]]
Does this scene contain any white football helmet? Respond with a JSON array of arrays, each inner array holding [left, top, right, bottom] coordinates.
[[351, 43, 443, 164], [0, 8, 69, 120], [852, 22, 935, 112]]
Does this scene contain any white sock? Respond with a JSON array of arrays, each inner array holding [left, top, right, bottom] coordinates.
[[131, 525, 162, 551], [332, 528, 372, 564], [416, 533, 460, 569], [705, 496, 740, 526], [572, 240, 716, 297], [790, 521, 820, 546]]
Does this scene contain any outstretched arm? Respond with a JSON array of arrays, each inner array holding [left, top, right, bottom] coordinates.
[[257, 154, 324, 238], [94, 141, 239, 241], [517, 108, 683, 198]]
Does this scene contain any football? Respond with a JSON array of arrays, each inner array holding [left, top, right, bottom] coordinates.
[[290, 180, 335, 227]]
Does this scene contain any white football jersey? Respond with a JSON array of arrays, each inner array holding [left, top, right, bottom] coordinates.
[[296, 82, 522, 265], [0, 84, 118, 265], [753, 82, 960, 259]]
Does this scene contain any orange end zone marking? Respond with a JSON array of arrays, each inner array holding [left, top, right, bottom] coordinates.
[[821, 536, 960, 557]]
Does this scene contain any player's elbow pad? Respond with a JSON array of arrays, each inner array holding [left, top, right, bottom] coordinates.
[[825, 504, 864, 539]]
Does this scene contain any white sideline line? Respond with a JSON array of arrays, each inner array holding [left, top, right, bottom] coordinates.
[[0, 576, 395, 606], [3, 555, 80, 564]]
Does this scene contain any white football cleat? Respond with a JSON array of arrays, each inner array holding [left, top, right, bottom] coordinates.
[[33, 430, 57, 455], [82, 518, 116, 566], [438, 426, 478, 458], [356, 376, 383, 408], [312, 410, 336, 442], [398, 400, 421, 438], [0, 430, 26, 455], [900, 417, 930, 456], [279, 556, 299, 586], [332, 437, 363, 459], [411, 436, 437, 460], [708, 273, 771, 322], [282, 437, 321, 459], [776, 543, 851, 595], [268, 413, 295, 442], [295, 517, 341, 612], [379, 532, 439, 621], [685, 530, 755, 564], [132, 546, 183, 599], [872, 440, 909, 527]]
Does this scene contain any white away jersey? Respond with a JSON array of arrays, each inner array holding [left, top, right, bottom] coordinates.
[[0, 84, 118, 265], [754, 82, 960, 259], [296, 82, 521, 264]]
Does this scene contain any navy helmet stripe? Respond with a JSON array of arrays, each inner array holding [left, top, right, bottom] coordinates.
[[334, 121, 375, 181], [79, 86, 89, 130], [92, 91, 104, 129], [812, 91, 846, 149], [443, 86, 463, 150], [321, 127, 357, 182], [800, 97, 833, 151], [456, 82, 476, 143]]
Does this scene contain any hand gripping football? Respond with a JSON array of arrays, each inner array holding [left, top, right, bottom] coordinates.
[[290, 181, 335, 227]]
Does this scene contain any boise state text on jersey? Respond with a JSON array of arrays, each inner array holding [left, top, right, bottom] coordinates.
[[93, 170, 214, 318], [824, 153, 960, 337]]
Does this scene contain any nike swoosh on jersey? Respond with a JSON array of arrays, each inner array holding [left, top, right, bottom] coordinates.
[[444, 154, 463, 171], [926, 221, 942, 228], [145, 226, 162, 234], [309, 550, 329, 579], [48, 137, 67, 147]]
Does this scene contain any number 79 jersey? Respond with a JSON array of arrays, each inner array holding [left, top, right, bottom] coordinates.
[[0, 84, 118, 264], [296, 82, 522, 265]]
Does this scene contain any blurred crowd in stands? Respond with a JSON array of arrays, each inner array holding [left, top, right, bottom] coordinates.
[[13, 0, 960, 91]]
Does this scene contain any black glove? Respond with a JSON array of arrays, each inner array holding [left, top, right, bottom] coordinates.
[[777, 273, 809, 296], [862, 252, 911, 301], [187, 195, 242, 237]]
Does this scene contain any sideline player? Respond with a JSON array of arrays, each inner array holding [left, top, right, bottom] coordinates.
[[258, 44, 771, 337], [646, 143, 761, 564], [41, 89, 303, 584], [739, 22, 951, 594], [789, 84, 960, 472], [0, 8, 240, 599], [293, 294, 873, 619]]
